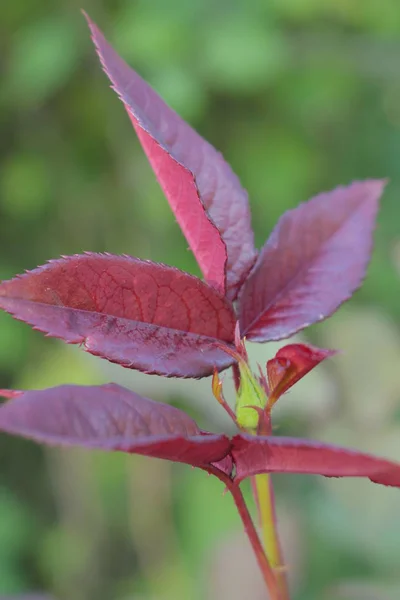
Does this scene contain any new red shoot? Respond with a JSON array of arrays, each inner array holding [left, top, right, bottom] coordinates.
[[0, 13, 397, 600]]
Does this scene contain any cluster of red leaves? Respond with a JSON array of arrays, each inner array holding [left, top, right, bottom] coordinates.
[[0, 14, 399, 490]]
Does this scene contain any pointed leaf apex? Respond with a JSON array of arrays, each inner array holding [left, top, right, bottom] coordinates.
[[84, 12, 257, 299], [212, 368, 223, 403], [234, 321, 248, 362], [239, 179, 386, 341]]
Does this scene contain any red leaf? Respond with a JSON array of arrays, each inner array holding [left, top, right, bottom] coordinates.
[[0, 254, 236, 378], [0, 384, 231, 467], [0, 389, 23, 399], [85, 13, 257, 300], [266, 343, 335, 404], [239, 180, 385, 341], [232, 434, 400, 488]]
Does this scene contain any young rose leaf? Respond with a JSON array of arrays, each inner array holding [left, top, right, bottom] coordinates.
[[0, 384, 231, 467], [0, 253, 236, 378], [85, 14, 257, 300], [231, 434, 400, 488], [239, 180, 386, 341], [267, 343, 336, 405]]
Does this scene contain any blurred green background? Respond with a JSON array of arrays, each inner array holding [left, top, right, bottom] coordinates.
[[1, 0, 400, 598]]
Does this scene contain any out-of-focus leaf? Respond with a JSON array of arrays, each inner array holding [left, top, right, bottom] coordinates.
[[85, 14, 257, 300], [229, 128, 317, 237], [200, 18, 288, 93], [239, 180, 385, 341], [5, 16, 80, 107], [0, 492, 33, 559], [0, 254, 236, 378], [0, 491, 33, 593], [0, 312, 27, 370], [0, 154, 51, 218], [230, 434, 400, 487], [0, 384, 230, 467], [114, 4, 190, 68]]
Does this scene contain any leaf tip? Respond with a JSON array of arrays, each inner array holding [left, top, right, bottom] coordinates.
[[81, 9, 93, 28], [0, 389, 23, 400]]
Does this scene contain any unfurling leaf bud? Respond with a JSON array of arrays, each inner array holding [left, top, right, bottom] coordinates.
[[266, 343, 336, 407], [235, 360, 268, 430]]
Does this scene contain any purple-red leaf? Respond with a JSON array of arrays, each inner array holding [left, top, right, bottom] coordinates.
[[231, 434, 400, 488], [0, 384, 231, 467], [85, 14, 257, 300], [0, 253, 236, 378], [239, 180, 385, 341], [266, 343, 336, 404]]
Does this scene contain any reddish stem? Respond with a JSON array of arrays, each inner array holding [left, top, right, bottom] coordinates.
[[232, 362, 241, 392], [230, 482, 281, 600], [219, 394, 237, 424], [207, 465, 281, 600]]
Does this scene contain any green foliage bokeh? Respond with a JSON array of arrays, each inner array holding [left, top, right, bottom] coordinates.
[[1, 1, 400, 599]]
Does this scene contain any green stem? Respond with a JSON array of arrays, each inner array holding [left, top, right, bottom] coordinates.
[[253, 473, 290, 599], [252, 410, 290, 599]]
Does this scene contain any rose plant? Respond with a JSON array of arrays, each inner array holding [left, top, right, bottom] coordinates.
[[0, 14, 399, 599]]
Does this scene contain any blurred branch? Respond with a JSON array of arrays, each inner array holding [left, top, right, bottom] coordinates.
[[45, 448, 106, 600], [127, 458, 192, 599]]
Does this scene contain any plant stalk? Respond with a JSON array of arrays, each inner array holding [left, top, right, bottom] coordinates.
[[207, 464, 281, 599], [252, 410, 290, 599], [229, 481, 282, 600], [254, 473, 290, 599]]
